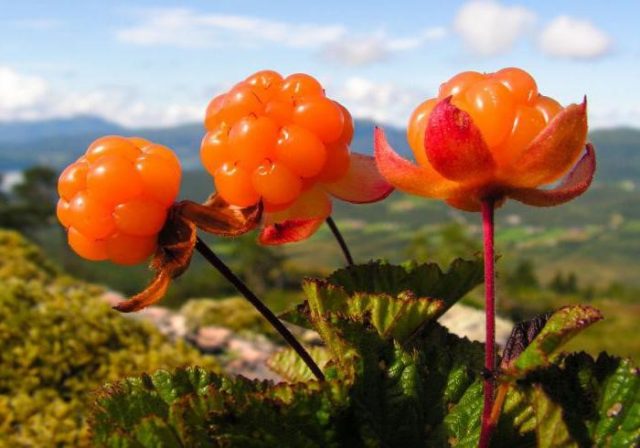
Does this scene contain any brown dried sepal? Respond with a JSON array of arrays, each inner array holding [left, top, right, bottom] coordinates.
[[177, 193, 263, 237], [114, 207, 197, 313], [114, 195, 262, 313]]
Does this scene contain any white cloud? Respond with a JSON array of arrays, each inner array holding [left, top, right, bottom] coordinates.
[[0, 66, 203, 128], [118, 8, 447, 66], [322, 27, 447, 66], [335, 77, 428, 127], [0, 67, 48, 111], [117, 8, 345, 49], [453, 0, 536, 56], [588, 104, 640, 129], [539, 16, 611, 59]]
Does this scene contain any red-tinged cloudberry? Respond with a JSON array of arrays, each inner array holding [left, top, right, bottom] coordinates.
[[201, 69, 393, 244], [57, 136, 181, 265], [375, 67, 595, 212]]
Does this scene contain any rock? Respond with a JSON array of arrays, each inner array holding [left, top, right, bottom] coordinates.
[[100, 291, 125, 307], [167, 314, 187, 339], [228, 338, 273, 364], [192, 326, 233, 353], [438, 304, 512, 346]]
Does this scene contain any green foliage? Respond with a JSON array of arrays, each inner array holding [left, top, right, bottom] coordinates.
[[0, 166, 57, 232], [91, 259, 638, 447], [0, 230, 219, 447], [0, 229, 60, 282], [405, 222, 480, 266]]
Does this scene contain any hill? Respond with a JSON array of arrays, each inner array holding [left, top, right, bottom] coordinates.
[[0, 115, 124, 144], [0, 117, 409, 171]]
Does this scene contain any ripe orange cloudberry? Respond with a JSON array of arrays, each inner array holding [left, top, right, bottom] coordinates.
[[376, 67, 595, 211], [201, 69, 392, 244], [57, 136, 181, 265]]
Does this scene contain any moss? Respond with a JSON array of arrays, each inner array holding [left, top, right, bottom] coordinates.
[[0, 230, 60, 282], [0, 231, 219, 447]]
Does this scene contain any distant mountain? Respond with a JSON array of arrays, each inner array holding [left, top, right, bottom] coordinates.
[[0, 116, 408, 171], [0, 115, 125, 144], [0, 115, 637, 185], [588, 128, 640, 183]]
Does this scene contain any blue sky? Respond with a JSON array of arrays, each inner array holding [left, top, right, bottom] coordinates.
[[1, 0, 639, 129]]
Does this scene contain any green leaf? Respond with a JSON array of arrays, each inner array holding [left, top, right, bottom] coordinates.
[[328, 259, 483, 312], [511, 306, 603, 374], [441, 380, 483, 447], [531, 386, 578, 448], [280, 259, 482, 334], [589, 356, 640, 447], [267, 346, 332, 382], [133, 416, 183, 448], [92, 367, 349, 447], [298, 279, 444, 358]]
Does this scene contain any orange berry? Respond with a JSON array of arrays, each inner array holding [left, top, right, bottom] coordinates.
[[56, 199, 73, 228], [135, 154, 181, 206], [58, 161, 88, 201], [245, 69, 284, 103], [228, 116, 279, 170], [494, 67, 538, 105], [85, 136, 140, 162], [86, 155, 144, 206], [143, 143, 181, 168], [201, 123, 232, 175], [263, 198, 297, 213], [494, 105, 547, 165], [204, 94, 226, 131], [316, 142, 351, 183], [113, 199, 168, 236], [535, 95, 563, 123], [278, 73, 324, 101], [68, 227, 108, 261], [107, 233, 157, 266], [335, 101, 354, 145], [265, 100, 293, 127], [58, 136, 181, 265], [128, 136, 152, 149], [293, 97, 344, 143], [252, 161, 302, 205], [439, 71, 486, 98], [459, 79, 515, 148], [68, 191, 116, 239], [214, 163, 260, 207], [219, 84, 264, 125], [275, 125, 327, 178], [407, 98, 438, 167]]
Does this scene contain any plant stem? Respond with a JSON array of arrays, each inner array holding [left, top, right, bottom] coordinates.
[[194, 236, 325, 382], [479, 198, 496, 448], [326, 216, 354, 266]]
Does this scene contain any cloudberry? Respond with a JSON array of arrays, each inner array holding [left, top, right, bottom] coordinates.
[[376, 67, 594, 212], [202, 70, 352, 211], [57, 136, 181, 265], [201, 70, 392, 244]]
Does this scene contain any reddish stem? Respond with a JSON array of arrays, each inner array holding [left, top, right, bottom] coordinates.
[[479, 198, 496, 448]]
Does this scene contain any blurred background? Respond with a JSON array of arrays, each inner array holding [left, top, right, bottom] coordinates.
[[1, 1, 639, 443], [2, 0, 639, 351]]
